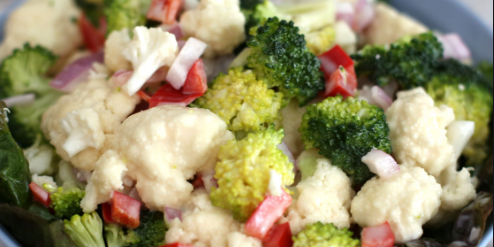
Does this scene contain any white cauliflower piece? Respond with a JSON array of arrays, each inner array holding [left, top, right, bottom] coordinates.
[[41, 69, 140, 171], [32, 174, 57, 188], [280, 158, 355, 235], [334, 21, 357, 54], [386, 88, 456, 177], [0, 0, 82, 60], [81, 106, 234, 212], [351, 165, 442, 243], [165, 189, 241, 247], [227, 232, 262, 247], [105, 29, 133, 72], [24, 138, 58, 175], [362, 3, 428, 45], [81, 150, 128, 212], [281, 99, 307, 159], [122, 27, 179, 96], [180, 0, 246, 58]]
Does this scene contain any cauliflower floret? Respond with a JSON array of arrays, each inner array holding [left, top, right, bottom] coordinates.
[[0, 0, 82, 60], [281, 99, 307, 159], [227, 232, 262, 247], [333, 21, 357, 55], [351, 165, 442, 243], [180, 0, 246, 58], [280, 158, 355, 235], [105, 29, 133, 72], [362, 3, 428, 45], [165, 189, 242, 247], [386, 88, 456, 177], [41, 66, 140, 171], [81, 106, 234, 212], [122, 27, 179, 96]]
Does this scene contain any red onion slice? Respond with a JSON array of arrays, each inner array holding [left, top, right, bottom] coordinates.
[[112, 70, 134, 87], [354, 0, 375, 32], [438, 33, 471, 61], [359, 86, 393, 110], [201, 171, 218, 193], [164, 207, 182, 227], [51, 51, 104, 92], [336, 2, 355, 28], [166, 38, 208, 90], [447, 121, 475, 160], [278, 142, 296, 166], [2, 94, 35, 107], [161, 23, 184, 41], [362, 148, 400, 179]]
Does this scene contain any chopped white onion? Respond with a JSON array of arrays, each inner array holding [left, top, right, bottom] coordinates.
[[2, 94, 36, 107], [164, 207, 182, 227], [166, 38, 208, 90], [201, 171, 218, 193], [438, 33, 471, 61], [362, 148, 400, 179], [127, 188, 141, 201], [278, 141, 296, 166], [51, 52, 104, 92], [359, 86, 393, 110], [336, 2, 355, 28], [354, 0, 375, 32], [268, 169, 283, 197], [447, 121, 475, 160], [72, 167, 92, 183]]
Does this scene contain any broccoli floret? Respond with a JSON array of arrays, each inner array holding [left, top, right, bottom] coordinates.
[[247, 17, 325, 105], [43, 183, 85, 219], [0, 44, 58, 98], [305, 26, 336, 56], [241, 0, 263, 11], [105, 224, 139, 247], [64, 212, 106, 247], [426, 59, 493, 166], [196, 67, 283, 132], [477, 62, 493, 83], [104, 0, 145, 36], [293, 222, 360, 247], [210, 127, 294, 222], [75, 0, 105, 27], [128, 210, 166, 247], [300, 96, 391, 183], [352, 32, 444, 89]]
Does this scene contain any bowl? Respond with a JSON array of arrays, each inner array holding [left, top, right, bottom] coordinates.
[[0, 0, 493, 246]]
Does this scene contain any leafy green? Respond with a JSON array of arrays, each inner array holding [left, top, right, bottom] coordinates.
[[0, 102, 31, 207]]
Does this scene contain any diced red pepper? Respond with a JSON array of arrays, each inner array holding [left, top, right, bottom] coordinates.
[[29, 182, 51, 208], [78, 14, 106, 53], [159, 243, 194, 247], [182, 59, 208, 95], [325, 66, 357, 98], [191, 175, 204, 189], [263, 222, 293, 247], [149, 84, 202, 108], [111, 191, 142, 229], [137, 90, 152, 103], [361, 222, 395, 247], [244, 189, 292, 239], [318, 45, 355, 78], [147, 0, 184, 24], [102, 203, 118, 225]]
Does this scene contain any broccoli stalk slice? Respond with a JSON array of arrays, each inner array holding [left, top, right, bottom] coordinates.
[[64, 212, 106, 247], [293, 222, 360, 247]]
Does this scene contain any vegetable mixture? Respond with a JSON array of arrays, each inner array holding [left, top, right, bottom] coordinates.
[[0, 0, 492, 246]]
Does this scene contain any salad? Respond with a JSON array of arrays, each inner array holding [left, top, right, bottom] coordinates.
[[0, 0, 492, 246]]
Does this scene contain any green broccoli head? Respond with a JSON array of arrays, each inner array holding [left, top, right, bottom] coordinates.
[[0, 44, 58, 98], [477, 62, 493, 83], [196, 67, 283, 132], [241, 0, 264, 11], [210, 127, 294, 222], [300, 96, 391, 183], [8, 91, 62, 148], [128, 210, 166, 247], [426, 59, 493, 166], [63, 212, 106, 247], [105, 224, 139, 247], [293, 222, 360, 247], [43, 184, 85, 219], [104, 0, 145, 36], [247, 17, 325, 105], [352, 32, 444, 89], [75, 0, 105, 27], [305, 26, 336, 56]]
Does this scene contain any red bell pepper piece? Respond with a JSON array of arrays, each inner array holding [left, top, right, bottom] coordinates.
[[149, 84, 202, 108], [263, 222, 293, 247], [160, 243, 194, 247], [182, 59, 208, 95], [137, 90, 152, 103], [102, 203, 118, 224], [147, 0, 184, 24], [318, 45, 355, 78], [361, 222, 395, 247], [244, 189, 292, 239], [325, 66, 357, 98], [78, 14, 106, 53], [111, 191, 142, 229], [29, 182, 51, 208]]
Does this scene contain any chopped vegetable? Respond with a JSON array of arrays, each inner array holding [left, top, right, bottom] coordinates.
[[160, 243, 194, 247], [300, 96, 391, 183], [437, 33, 471, 61], [210, 128, 294, 222], [196, 67, 283, 132], [182, 59, 208, 95], [149, 84, 202, 108], [147, 0, 183, 24], [166, 38, 207, 90], [292, 222, 360, 247], [111, 191, 142, 229], [358, 85, 393, 110], [105, 224, 139, 247], [361, 148, 400, 179], [318, 45, 355, 78], [325, 66, 357, 98], [43, 183, 85, 219], [247, 17, 325, 105], [305, 26, 336, 56], [263, 222, 293, 247], [164, 207, 182, 228], [79, 14, 106, 53], [64, 212, 106, 247], [361, 222, 395, 247], [244, 189, 292, 239], [104, 0, 144, 36], [29, 182, 51, 208], [129, 210, 167, 247], [102, 203, 118, 225], [446, 121, 475, 160]]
